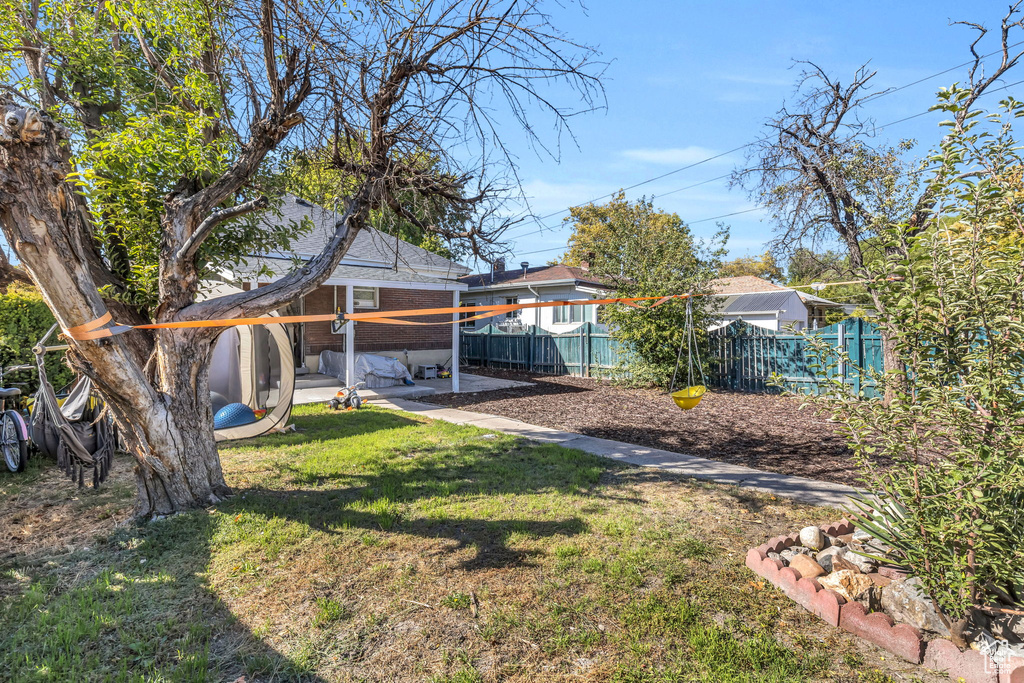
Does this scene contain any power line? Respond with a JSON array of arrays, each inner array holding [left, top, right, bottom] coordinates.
[[509, 74, 1024, 261], [502, 41, 1024, 239]]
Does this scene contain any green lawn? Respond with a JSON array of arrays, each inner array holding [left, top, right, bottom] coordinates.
[[0, 405, 926, 682]]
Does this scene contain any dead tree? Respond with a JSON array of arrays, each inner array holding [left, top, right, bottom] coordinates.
[[0, 0, 602, 516], [732, 3, 1024, 398]]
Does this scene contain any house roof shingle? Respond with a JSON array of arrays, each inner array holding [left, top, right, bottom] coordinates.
[[459, 264, 612, 290], [263, 195, 470, 276], [709, 275, 788, 295]]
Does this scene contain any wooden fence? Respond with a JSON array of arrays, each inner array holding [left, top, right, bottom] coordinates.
[[708, 318, 884, 398], [460, 318, 885, 398], [459, 323, 622, 377]]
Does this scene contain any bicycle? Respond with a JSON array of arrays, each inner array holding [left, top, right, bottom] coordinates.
[[0, 363, 32, 473]]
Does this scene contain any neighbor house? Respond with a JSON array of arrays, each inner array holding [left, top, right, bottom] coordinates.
[[225, 195, 470, 384], [458, 262, 613, 333], [709, 276, 844, 332]]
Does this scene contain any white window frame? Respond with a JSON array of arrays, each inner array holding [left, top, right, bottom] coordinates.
[[352, 286, 378, 309], [460, 302, 479, 328], [554, 302, 584, 324], [504, 296, 520, 321]]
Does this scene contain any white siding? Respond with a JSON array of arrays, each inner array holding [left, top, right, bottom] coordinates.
[[460, 284, 603, 333]]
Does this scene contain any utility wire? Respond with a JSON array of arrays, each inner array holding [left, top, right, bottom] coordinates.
[[508, 74, 1024, 261], [514, 207, 761, 257], [501, 41, 1024, 240]]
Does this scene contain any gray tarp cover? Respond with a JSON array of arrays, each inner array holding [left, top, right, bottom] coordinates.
[[318, 351, 413, 388]]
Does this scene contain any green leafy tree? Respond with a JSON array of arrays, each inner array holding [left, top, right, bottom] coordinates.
[[806, 90, 1024, 645], [281, 143, 470, 260], [718, 251, 784, 282], [0, 0, 601, 515], [561, 192, 726, 387]]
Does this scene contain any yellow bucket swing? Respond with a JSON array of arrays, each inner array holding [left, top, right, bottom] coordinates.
[[669, 297, 707, 411]]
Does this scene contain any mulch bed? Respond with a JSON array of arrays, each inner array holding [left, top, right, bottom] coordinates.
[[428, 368, 871, 486]]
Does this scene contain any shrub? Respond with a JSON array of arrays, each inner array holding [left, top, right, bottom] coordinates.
[[803, 90, 1024, 639], [0, 284, 72, 394]]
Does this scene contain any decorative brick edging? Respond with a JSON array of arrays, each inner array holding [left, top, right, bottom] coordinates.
[[746, 520, 1024, 683]]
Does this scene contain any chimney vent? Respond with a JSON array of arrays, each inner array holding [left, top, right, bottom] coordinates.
[[520, 261, 529, 278], [490, 258, 505, 283]]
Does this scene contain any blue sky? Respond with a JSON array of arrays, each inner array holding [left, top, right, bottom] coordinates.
[[481, 1, 1024, 271]]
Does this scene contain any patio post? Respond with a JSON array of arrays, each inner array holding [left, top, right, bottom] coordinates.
[[451, 289, 461, 393], [345, 285, 355, 387]]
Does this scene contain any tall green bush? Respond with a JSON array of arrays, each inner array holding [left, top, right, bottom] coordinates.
[[0, 285, 72, 394], [804, 90, 1024, 640], [561, 192, 726, 388]]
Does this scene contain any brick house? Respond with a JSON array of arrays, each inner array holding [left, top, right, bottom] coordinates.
[[229, 195, 469, 386]]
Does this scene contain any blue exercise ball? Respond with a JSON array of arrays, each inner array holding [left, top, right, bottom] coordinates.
[[214, 402, 257, 429], [210, 392, 230, 415]]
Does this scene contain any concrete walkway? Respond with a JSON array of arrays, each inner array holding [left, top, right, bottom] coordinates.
[[293, 373, 533, 406], [374, 398, 860, 510]]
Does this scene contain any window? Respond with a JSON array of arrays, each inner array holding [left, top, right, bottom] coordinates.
[[504, 296, 520, 321], [352, 286, 378, 309], [553, 302, 584, 324], [460, 302, 479, 328]]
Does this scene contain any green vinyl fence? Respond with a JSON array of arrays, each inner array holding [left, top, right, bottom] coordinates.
[[459, 323, 623, 377], [708, 318, 884, 398], [460, 317, 885, 398]]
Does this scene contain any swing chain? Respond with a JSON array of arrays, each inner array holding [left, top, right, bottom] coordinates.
[[670, 295, 706, 394]]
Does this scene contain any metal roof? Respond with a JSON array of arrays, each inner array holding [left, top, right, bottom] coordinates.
[[721, 291, 795, 313]]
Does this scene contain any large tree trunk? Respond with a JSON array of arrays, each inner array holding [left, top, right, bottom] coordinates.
[[0, 103, 228, 517]]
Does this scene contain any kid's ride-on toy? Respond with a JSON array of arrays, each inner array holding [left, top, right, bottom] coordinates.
[[329, 382, 366, 411]]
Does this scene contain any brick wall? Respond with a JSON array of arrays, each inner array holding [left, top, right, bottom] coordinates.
[[303, 285, 341, 356], [356, 287, 455, 352], [299, 284, 455, 356]]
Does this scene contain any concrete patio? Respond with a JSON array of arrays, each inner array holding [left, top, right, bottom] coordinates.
[[293, 371, 532, 405]]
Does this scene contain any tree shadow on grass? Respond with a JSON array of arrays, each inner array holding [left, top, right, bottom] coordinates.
[[0, 506, 328, 682], [1, 406, 607, 680]]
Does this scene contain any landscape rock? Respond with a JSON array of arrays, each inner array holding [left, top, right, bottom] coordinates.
[[799, 526, 825, 551], [788, 553, 825, 579], [971, 630, 1024, 666], [836, 533, 855, 545], [780, 546, 813, 562], [832, 556, 862, 574], [824, 534, 845, 548], [766, 551, 784, 564], [990, 614, 1024, 645], [815, 546, 847, 573], [844, 549, 878, 574], [877, 566, 909, 581], [868, 574, 892, 588], [880, 577, 950, 636], [852, 529, 873, 543], [819, 569, 875, 606]]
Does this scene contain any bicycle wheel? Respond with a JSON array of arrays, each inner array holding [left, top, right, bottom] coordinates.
[[1, 410, 27, 473]]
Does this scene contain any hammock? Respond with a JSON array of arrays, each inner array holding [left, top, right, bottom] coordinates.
[[31, 351, 115, 488]]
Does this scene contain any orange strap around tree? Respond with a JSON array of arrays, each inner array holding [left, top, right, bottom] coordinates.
[[61, 294, 697, 341]]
